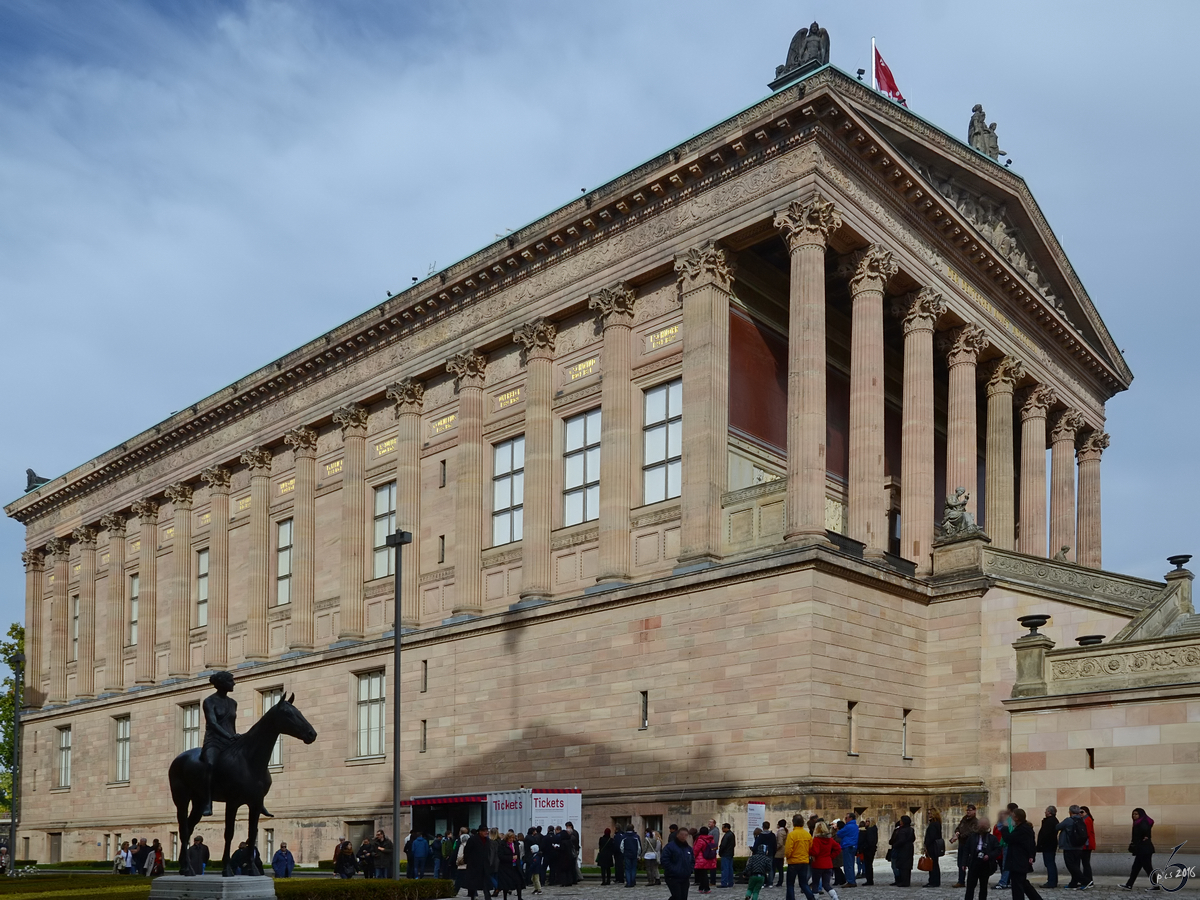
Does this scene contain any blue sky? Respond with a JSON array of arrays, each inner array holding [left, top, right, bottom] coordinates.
[[3, 1, 1198, 670]]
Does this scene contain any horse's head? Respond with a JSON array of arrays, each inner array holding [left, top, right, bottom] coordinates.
[[266, 692, 318, 744]]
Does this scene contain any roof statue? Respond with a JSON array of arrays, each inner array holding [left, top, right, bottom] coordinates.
[[938, 487, 986, 540], [24, 468, 50, 493], [968, 104, 1005, 160], [770, 21, 829, 89]]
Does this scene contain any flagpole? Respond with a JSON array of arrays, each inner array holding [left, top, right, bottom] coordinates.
[[871, 36, 877, 90]]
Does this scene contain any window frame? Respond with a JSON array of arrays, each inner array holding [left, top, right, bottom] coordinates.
[[372, 482, 397, 579], [55, 726, 72, 789], [261, 688, 284, 767], [128, 573, 139, 647], [276, 518, 293, 605], [491, 435, 526, 547], [196, 548, 209, 627], [181, 703, 201, 752], [113, 715, 131, 783], [71, 594, 79, 662], [563, 408, 602, 527], [641, 378, 683, 506], [355, 670, 386, 759]]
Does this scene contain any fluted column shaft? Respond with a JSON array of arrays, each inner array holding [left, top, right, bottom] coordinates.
[[201, 467, 231, 669], [166, 484, 193, 676], [775, 196, 842, 543], [590, 285, 636, 583], [133, 500, 159, 684], [1076, 432, 1109, 569], [46, 540, 69, 703], [898, 289, 945, 572], [100, 515, 126, 692], [333, 404, 369, 639], [984, 358, 1025, 550], [387, 383, 424, 626], [22, 550, 44, 706], [283, 430, 317, 647], [945, 325, 989, 520], [1018, 386, 1055, 557], [514, 321, 556, 599], [675, 244, 734, 565], [448, 352, 487, 616], [847, 246, 898, 554], [73, 528, 97, 697], [242, 448, 273, 658], [1050, 409, 1084, 562]]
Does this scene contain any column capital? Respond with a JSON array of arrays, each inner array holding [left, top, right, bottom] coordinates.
[[200, 465, 232, 491], [848, 244, 899, 296], [1078, 430, 1110, 461], [944, 323, 989, 367], [283, 426, 320, 456], [1050, 408, 1085, 444], [513, 317, 558, 362], [72, 526, 98, 548], [895, 287, 946, 335], [331, 404, 369, 438], [131, 498, 159, 525], [240, 446, 275, 470], [100, 512, 127, 536], [588, 282, 637, 328], [44, 537, 70, 561], [675, 243, 736, 295], [385, 379, 425, 416], [774, 193, 842, 251], [984, 356, 1027, 396], [164, 482, 194, 508], [447, 350, 488, 390], [1020, 384, 1058, 420], [22, 548, 45, 572]]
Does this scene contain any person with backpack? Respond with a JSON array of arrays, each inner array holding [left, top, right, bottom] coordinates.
[[744, 844, 775, 900], [1057, 806, 1088, 889], [694, 826, 718, 894], [622, 826, 642, 888], [965, 818, 1001, 900]]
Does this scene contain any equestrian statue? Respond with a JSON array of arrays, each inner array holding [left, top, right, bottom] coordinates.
[[168, 671, 317, 876]]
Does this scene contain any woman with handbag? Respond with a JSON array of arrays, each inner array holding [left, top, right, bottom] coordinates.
[[922, 811, 944, 887], [1121, 808, 1155, 890], [644, 830, 663, 886]]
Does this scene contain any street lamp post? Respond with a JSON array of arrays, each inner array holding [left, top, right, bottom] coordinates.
[[7, 652, 24, 876], [385, 529, 413, 881]]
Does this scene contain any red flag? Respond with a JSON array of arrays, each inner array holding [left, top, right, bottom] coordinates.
[[873, 45, 907, 107]]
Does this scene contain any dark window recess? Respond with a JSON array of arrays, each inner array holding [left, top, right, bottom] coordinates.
[[728, 309, 787, 451], [826, 365, 851, 481]]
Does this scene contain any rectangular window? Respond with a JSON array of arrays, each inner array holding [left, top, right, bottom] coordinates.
[[171, 833, 179, 861], [276, 519, 293, 605], [847, 701, 859, 756], [114, 716, 131, 782], [262, 689, 284, 767], [128, 574, 139, 646], [420, 660, 429, 693], [1086, 747, 1095, 769], [902, 708, 912, 760], [420, 719, 428, 753], [265, 829, 274, 859], [373, 482, 397, 579], [642, 379, 683, 505], [71, 594, 79, 661], [563, 409, 601, 526], [55, 726, 71, 788], [182, 703, 201, 751], [492, 436, 525, 546], [196, 549, 209, 627], [437, 535, 445, 564], [356, 670, 386, 758], [639, 691, 649, 730], [439, 459, 447, 488]]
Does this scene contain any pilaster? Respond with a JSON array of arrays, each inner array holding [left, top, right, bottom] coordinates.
[[333, 403, 369, 641], [1049, 409, 1085, 562], [589, 283, 637, 584], [385, 382, 424, 627], [241, 447, 273, 659], [199, 466, 231, 669], [447, 351, 487, 617], [1076, 431, 1109, 570], [283, 427, 318, 648], [21, 549, 44, 707], [944, 324, 989, 519], [1018, 385, 1056, 557], [774, 194, 842, 544], [513, 319, 556, 600], [983, 357, 1025, 550], [72, 526, 98, 698], [131, 498, 159, 685], [45, 537, 70, 704], [99, 512, 127, 693], [674, 243, 735, 566], [164, 483, 194, 677]]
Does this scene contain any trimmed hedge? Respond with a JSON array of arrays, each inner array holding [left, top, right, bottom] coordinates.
[[318, 860, 408, 871], [0, 874, 150, 898], [276, 878, 455, 899]]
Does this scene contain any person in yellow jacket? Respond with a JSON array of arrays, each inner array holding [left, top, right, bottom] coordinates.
[[784, 815, 816, 900]]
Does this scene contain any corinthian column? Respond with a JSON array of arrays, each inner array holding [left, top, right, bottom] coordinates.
[[944, 324, 990, 520], [847, 244, 898, 555], [674, 244, 735, 566], [897, 288, 946, 572], [1076, 431, 1110, 569], [283, 428, 318, 647], [165, 483, 194, 677], [131, 499, 159, 684], [1018, 385, 1056, 557], [1049, 409, 1084, 561], [21, 549, 45, 707], [46, 538, 70, 704], [774, 195, 842, 544], [333, 405, 369, 639], [983, 357, 1026, 550], [447, 351, 487, 616], [385, 381, 424, 627], [99, 513, 127, 692], [200, 467, 231, 668], [72, 527, 98, 698], [241, 447, 273, 659], [514, 319, 556, 600], [589, 283, 636, 584]]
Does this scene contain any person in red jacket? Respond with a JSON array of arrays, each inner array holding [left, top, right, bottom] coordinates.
[[693, 827, 717, 895], [810, 823, 841, 900], [1078, 806, 1097, 889]]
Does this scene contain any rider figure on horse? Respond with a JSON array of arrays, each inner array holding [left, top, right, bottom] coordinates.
[[200, 671, 271, 818]]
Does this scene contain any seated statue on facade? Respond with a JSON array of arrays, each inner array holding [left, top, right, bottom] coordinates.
[[940, 487, 982, 538]]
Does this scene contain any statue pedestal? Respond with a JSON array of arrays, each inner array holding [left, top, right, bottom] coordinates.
[[149, 875, 276, 900]]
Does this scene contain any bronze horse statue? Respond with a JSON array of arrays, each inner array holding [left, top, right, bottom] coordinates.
[[169, 692, 317, 876]]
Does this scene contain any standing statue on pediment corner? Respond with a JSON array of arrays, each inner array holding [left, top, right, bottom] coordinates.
[[969, 105, 1005, 160]]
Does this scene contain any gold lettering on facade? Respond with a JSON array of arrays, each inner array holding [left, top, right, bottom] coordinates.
[[72, 564, 80, 576], [279, 478, 296, 494], [100, 553, 110, 566], [198, 512, 211, 527], [646, 324, 680, 351], [945, 266, 1038, 354], [237, 497, 252, 512], [565, 358, 598, 381], [48, 575, 54, 584], [164, 525, 175, 540], [494, 388, 522, 410], [324, 459, 343, 477], [374, 437, 397, 457], [430, 413, 457, 436], [130, 540, 140, 553]]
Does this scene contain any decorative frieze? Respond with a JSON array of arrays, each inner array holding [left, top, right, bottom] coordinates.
[[1050, 645, 1200, 681], [981, 548, 1160, 607]]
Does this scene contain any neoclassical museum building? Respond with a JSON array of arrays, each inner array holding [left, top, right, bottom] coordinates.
[[9, 31, 1200, 865]]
